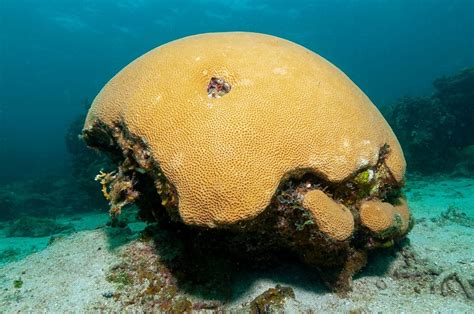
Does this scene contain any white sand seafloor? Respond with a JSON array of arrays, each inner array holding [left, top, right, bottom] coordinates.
[[0, 176, 473, 312]]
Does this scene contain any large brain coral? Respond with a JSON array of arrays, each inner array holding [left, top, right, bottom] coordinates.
[[83, 32, 413, 291]]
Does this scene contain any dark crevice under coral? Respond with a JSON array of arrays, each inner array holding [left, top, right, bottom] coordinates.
[[83, 121, 410, 293]]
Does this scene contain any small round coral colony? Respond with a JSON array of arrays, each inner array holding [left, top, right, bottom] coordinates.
[[82, 32, 413, 292]]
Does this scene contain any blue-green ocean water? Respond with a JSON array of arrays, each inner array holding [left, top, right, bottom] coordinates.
[[1, 0, 473, 183], [0, 1, 473, 311]]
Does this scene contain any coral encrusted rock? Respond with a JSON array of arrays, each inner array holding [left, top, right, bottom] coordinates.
[[82, 32, 413, 291]]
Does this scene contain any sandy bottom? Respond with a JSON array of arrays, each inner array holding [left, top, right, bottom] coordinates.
[[0, 176, 473, 312]]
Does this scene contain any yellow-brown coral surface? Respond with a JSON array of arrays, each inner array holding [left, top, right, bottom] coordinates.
[[84, 32, 405, 227], [359, 200, 397, 234], [302, 189, 354, 241], [359, 198, 411, 236]]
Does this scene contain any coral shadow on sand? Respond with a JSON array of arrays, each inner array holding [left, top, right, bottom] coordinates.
[[103, 218, 401, 311]]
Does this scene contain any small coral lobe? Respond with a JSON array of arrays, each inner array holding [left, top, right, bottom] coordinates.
[[207, 76, 231, 98]]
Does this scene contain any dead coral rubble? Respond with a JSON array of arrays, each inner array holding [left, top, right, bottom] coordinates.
[[390, 245, 474, 300], [249, 285, 295, 313], [432, 206, 474, 228], [431, 268, 474, 300]]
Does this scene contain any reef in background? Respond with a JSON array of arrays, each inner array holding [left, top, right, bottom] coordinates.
[[65, 109, 112, 210], [0, 103, 110, 222], [384, 67, 474, 176]]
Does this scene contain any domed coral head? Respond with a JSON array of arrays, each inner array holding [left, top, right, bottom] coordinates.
[[83, 32, 406, 228]]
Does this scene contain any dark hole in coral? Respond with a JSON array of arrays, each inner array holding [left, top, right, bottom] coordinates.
[[207, 77, 231, 98]]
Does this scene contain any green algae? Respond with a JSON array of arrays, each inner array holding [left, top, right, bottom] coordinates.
[[13, 278, 23, 289]]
